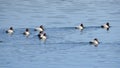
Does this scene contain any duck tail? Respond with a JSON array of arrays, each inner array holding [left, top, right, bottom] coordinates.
[[6, 31, 8, 33], [89, 41, 93, 44], [101, 25, 104, 28], [75, 27, 78, 29]]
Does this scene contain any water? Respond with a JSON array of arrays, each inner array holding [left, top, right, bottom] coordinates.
[[0, 0, 120, 68]]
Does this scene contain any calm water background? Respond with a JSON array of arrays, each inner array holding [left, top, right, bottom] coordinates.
[[0, 0, 120, 68]]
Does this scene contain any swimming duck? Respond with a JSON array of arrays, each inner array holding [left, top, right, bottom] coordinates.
[[38, 32, 47, 40], [38, 31, 43, 37], [75, 24, 84, 30], [89, 38, 99, 46], [6, 27, 14, 34], [23, 28, 30, 36], [101, 22, 110, 30], [34, 25, 44, 32]]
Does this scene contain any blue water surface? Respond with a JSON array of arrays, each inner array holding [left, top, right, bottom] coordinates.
[[0, 0, 120, 68]]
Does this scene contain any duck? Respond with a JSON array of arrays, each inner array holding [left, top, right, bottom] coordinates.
[[23, 28, 30, 36], [38, 31, 44, 37], [6, 27, 14, 34], [38, 32, 47, 40], [89, 38, 99, 46], [75, 24, 84, 30], [34, 25, 44, 32], [101, 22, 110, 30]]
